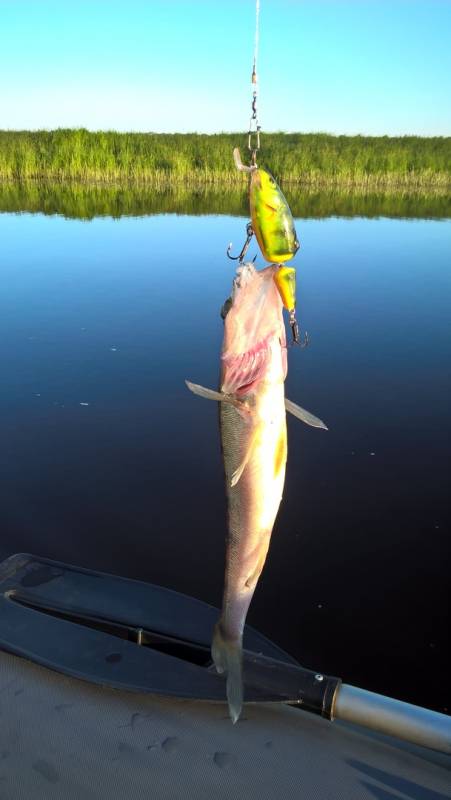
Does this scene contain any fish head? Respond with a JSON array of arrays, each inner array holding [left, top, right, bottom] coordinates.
[[221, 263, 287, 397]]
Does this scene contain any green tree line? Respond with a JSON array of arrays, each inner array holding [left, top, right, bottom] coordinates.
[[0, 130, 449, 187]]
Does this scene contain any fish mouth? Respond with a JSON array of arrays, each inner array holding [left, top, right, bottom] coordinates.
[[221, 335, 271, 396], [235, 377, 261, 397]]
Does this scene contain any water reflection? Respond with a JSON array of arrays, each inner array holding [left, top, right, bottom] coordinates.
[[0, 198, 449, 716], [0, 180, 449, 220]]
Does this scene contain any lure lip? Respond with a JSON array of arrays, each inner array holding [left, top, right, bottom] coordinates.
[[233, 147, 257, 173]]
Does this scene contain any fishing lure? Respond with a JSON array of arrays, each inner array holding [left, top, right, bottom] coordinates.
[[249, 165, 300, 264], [232, 148, 299, 264], [229, 148, 304, 345]]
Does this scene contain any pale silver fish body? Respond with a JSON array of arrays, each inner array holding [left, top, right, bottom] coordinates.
[[219, 341, 287, 643], [211, 263, 288, 721], [186, 262, 327, 723]]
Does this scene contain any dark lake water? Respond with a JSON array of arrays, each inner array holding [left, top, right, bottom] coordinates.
[[0, 186, 449, 714]]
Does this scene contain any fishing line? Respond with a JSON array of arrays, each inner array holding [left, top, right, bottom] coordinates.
[[248, 0, 261, 164], [253, 0, 260, 79]]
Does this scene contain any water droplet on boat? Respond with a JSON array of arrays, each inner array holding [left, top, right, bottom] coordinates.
[[118, 741, 135, 754], [32, 759, 60, 784], [80, 402, 89, 406], [161, 737, 179, 754], [106, 652, 122, 663], [213, 752, 234, 768]]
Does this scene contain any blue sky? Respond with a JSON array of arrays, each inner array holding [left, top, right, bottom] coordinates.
[[0, 0, 449, 135]]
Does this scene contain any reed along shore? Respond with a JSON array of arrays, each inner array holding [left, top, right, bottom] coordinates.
[[0, 180, 449, 221], [0, 130, 449, 188]]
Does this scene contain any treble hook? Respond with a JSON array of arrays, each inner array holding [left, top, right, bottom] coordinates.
[[227, 222, 257, 263], [289, 310, 309, 348]]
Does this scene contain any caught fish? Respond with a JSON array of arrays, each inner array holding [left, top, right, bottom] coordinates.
[[234, 147, 299, 263], [186, 262, 327, 723]]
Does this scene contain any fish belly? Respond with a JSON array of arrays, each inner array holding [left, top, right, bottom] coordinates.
[[219, 380, 287, 642]]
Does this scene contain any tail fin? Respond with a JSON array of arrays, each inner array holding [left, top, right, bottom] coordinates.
[[212, 622, 243, 724]]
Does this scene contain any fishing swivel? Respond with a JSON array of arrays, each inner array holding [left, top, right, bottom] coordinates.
[[227, 222, 257, 264]]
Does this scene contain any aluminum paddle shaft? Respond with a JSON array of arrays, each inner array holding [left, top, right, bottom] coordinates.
[[334, 683, 451, 754]]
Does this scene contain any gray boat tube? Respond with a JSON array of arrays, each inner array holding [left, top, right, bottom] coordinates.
[[333, 682, 451, 754]]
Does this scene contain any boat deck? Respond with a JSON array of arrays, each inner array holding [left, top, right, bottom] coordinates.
[[1, 650, 449, 800]]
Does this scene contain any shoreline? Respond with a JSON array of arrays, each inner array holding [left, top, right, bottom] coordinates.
[[1, 130, 449, 188], [1, 178, 449, 220], [0, 175, 449, 190]]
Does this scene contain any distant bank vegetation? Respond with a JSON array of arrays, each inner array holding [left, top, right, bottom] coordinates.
[[0, 130, 449, 188], [0, 180, 449, 220]]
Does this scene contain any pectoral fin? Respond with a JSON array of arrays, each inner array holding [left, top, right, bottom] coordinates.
[[185, 380, 252, 419], [285, 398, 328, 430], [185, 381, 224, 402]]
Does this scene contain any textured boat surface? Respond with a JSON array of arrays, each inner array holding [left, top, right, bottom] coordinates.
[[0, 650, 449, 800]]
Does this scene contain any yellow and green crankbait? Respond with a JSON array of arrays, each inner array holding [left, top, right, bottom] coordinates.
[[229, 148, 304, 345], [232, 147, 300, 267], [249, 166, 299, 264]]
